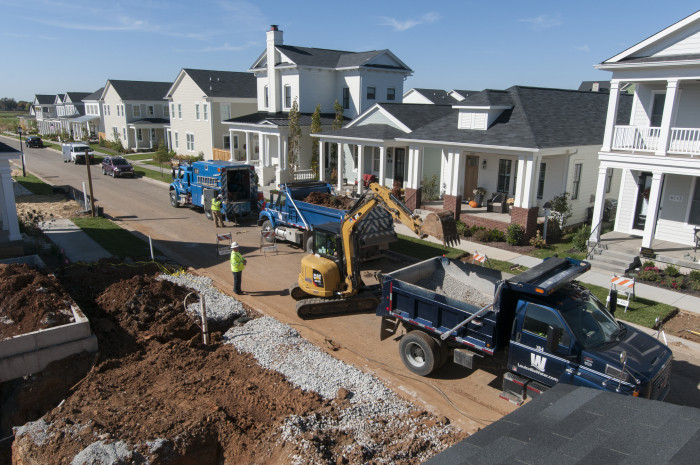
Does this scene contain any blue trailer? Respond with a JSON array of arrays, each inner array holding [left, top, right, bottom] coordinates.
[[169, 160, 258, 222], [258, 181, 396, 258], [378, 256, 673, 403]]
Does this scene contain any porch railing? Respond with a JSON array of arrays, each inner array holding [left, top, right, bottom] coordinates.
[[612, 126, 660, 153], [669, 128, 700, 157], [293, 169, 315, 181]]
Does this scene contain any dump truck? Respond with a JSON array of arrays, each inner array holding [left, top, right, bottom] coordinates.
[[169, 160, 258, 221], [259, 181, 398, 259], [377, 256, 673, 403]]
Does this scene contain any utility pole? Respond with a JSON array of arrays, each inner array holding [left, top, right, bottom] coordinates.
[[85, 148, 95, 217], [18, 127, 25, 177]]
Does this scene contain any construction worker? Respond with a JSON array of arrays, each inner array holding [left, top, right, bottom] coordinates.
[[211, 194, 224, 227], [230, 242, 247, 295]]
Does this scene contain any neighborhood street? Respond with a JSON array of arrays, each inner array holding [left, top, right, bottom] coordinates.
[[8, 136, 700, 434]]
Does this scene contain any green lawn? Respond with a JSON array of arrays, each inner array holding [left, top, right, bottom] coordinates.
[[13, 170, 54, 195], [72, 216, 156, 258], [134, 168, 172, 183], [123, 153, 156, 161], [583, 282, 677, 328], [390, 234, 467, 260]]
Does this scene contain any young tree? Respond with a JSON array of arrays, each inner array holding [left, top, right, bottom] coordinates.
[[332, 99, 343, 130], [328, 99, 344, 176], [549, 192, 572, 229], [310, 104, 322, 179], [287, 98, 301, 179], [153, 139, 173, 175]]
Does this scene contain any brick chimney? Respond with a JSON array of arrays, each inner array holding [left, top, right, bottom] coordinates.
[[267, 25, 283, 112]]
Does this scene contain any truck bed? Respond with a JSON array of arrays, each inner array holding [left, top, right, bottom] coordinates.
[[379, 257, 505, 354]]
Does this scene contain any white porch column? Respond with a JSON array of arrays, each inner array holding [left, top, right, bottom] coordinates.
[[589, 166, 609, 244], [414, 146, 424, 189], [277, 135, 285, 170], [642, 172, 664, 248], [166, 128, 171, 151], [319, 140, 326, 181], [515, 154, 537, 208], [337, 142, 344, 191], [450, 150, 465, 196], [245, 132, 251, 163], [133, 128, 139, 151], [601, 81, 621, 152], [357, 144, 365, 194], [228, 129, 234, 161], [378, 146, 386, 186], [0, 163, 21, 241], [259, 132, 267, 166], [513, 155, 527, 207], [443, 150, 454, 195], [655, 79, 680, 156], [282, 137, 288, 168], [407, 146, 415, 189]]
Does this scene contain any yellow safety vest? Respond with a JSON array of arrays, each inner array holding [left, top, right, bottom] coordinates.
[[230, 251, 245, 272], [211, 199, 222, 212]]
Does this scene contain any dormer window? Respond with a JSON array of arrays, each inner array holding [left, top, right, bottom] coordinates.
[[459, 111, 487, 130]]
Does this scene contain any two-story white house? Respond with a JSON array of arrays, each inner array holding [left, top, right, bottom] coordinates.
[[165, 69, 257, 161], [315, 86, 629, 239], [32, 94, 57, 135], [590, 10, 700, 254], [67, 88, 105, 140], [224, 25, 413, 185], [101, 80, 172, 151]]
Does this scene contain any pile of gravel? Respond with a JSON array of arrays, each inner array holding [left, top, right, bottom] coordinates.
[[415, 262, 493, 308], [158, 272, 245, 323]]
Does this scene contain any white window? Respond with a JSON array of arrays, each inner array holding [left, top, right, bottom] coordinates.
[[223, 135, 231, 150], [372, 149, 380, 173], [123, 127, 127, 140], [170, 103, 175, 117], [284, 85, 291, 108], [116, 105, 120, 116], [147, 105, 154, 117], [186, 133, 194, 151], [264, 86, 269, 108], [221, 103, 231, 121], [195, 104, 200, 120], [164, 104, 170, 118], [233, 135, 239, 149], [203, 103, 208, 121], [112, 126, 118, 139], [387, 88, 396, 100], [571, 163, 583, 200], [121, 105, 125, 115], [133, 105, 141, 118], [174, 132, 179, 149], [178, 103, 182, 119], [367, 86, 376, 100], [137, 128, 143, 141]]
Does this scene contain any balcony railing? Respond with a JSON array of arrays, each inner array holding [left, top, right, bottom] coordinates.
[[293, 169, 316, 181], [612, 125, 700, 156]]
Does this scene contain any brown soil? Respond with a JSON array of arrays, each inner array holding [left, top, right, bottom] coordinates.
[[0, 264, 74, 338], [662, 310, 700, 344], [303, 192, 355, 209], [7, 261, 463, 465]]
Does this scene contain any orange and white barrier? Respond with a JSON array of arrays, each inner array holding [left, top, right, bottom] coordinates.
[[607, 275, 635, 313], [216, 232, 232, 256]]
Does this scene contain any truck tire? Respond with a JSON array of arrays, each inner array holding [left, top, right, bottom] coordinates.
[[170, 191, 179, 208], [306, 236, 314, 254], [261, 220, 274, 243], [399, 331, 440, 376]]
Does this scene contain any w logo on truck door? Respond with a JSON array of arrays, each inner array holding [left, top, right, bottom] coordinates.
[[530, 353, 547, 372]]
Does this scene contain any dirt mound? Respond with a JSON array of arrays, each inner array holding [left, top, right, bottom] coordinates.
[[0, 264, 74, 339], [303, 192, 355, 209]]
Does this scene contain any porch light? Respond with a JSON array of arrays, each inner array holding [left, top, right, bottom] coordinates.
[[482, 159, 487, 169]]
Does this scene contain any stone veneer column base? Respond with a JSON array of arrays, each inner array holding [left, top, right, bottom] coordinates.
[[510, 206, 539, 239], [404, 188, 422, 211], [442, 195, 462, 221]]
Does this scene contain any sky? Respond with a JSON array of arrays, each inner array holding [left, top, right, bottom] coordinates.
[[1, 1, 697, 102]]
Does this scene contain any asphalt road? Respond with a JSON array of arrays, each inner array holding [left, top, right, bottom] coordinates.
[[8, 135, 700, 432]]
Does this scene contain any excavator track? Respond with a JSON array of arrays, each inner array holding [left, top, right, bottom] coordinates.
[[295, 289, 381, 319]]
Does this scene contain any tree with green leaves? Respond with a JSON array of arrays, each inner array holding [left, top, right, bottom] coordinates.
[[332, 99, 343, 130], [153, 139, 173, 175], [310, 104, 321, 179], [287, 98, 301, 179]]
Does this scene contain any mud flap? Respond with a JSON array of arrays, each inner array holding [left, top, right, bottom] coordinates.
[[380, 315, 400, 341]]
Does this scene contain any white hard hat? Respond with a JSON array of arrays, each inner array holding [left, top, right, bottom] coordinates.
[[230, 242, 239, 248]]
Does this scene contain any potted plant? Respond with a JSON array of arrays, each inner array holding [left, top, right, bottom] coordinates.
[[473, 187, 487, 207]]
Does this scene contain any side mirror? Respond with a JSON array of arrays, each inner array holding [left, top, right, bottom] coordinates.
[[608, 289, 618, 315], [546, 325, 562, 354]]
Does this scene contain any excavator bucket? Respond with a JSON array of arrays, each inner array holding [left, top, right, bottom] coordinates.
[[422, 210, 460, 247]]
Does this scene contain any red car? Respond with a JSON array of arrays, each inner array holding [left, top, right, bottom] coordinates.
[[101, 156, 135, 178]]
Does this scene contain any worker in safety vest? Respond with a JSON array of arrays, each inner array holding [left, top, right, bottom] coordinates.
[[211, 194, 224, 227], [230, 242, 247, 295]]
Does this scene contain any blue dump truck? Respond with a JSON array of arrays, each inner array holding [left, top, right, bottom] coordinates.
[[378, 256, 673, 403], [259, 181, 396, 258], [169, 160, 258, 222]]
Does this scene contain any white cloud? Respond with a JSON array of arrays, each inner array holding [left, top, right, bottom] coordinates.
[[518, 14, 562, 30], [379, 12, 441, 32]]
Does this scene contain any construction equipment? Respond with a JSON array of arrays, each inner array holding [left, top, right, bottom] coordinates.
[[290, 183, 460, 319]]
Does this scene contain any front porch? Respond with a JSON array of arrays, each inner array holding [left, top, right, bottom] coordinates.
[[594, 231, 700, 271]]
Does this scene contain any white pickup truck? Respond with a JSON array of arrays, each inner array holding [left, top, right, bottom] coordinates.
[[61, 143, 94, 164]]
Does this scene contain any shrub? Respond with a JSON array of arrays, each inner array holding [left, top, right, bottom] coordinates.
[[489, 228, 505, 242], [664, 264, 681, 278], [637, 269, 660, 282], [530, 230, 547, 248], [456, 220, 468, 237], [663, 278, 683, 290], [421, 175, 440, 201], [688, 279, 700, 291], [688, 270, 700, 283], [549, 192, 572, 229], [571, 225, 591, 252], [642, 260, 656, 269], [506, 224, 525, 246], [473, 228, 492, 242]]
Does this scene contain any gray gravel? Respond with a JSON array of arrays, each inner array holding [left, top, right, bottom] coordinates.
[[415, 261, 493, 308], [71, 440, 144, 465], [158, 273, 245, 322]]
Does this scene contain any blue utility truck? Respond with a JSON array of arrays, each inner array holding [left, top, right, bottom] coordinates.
[[378, 256, 672, 403], [169, 160, 258, 222], [259, 181, 396, 258]]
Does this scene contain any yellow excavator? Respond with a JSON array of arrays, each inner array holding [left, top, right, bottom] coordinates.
[[290, 183, 460, 318]]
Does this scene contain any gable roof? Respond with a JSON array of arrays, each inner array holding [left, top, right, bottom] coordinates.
[[34, 95, 55, 105], [103, 80, 172, 101], [224, 111, 348, 128], [252, 45, 412, 72], [398, 86, 632, 149], [169, 69, 257, 99], [83, 88, 105, 102], [63, 92, 91, 103], [600, 10, 700, 66], [404, 88, 478, 105]]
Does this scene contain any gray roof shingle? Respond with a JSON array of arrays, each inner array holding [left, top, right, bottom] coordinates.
[[182, 69, 256, 98], [224, 111, 348, 127], [34, 95, 55, 105], [83, 88, 105, 102], [107, 80, 172, 101], [64, 92, 91, 103], [254, 45, 410, 71]]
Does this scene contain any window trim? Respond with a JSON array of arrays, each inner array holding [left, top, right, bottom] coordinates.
[[203, 103, 208, 121], [497, 159, 512, 194], [147, 105, 154, 117], [195, 103, 200, 121], [137, 128, 143, 142], [186, 133, 194, 152], [537, 162, 546, 200], [133, 105, 141, 118], [367, 86, 376, 100], [164, 104, 170, 118], [174, 131, 179, 149], [223, 134, 231, 150], [342, 87, 350, 110], [387, 87, 396, 101], [284, 85, 291, 109], [264, 86, 269, 109], [177, 103, 182, 120]]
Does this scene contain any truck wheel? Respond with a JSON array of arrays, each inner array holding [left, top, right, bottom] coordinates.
[[261, 220, 274, 243], [306, 236, 314, 254], [399, 331, 440, 376], [170, 192, 179, 208]]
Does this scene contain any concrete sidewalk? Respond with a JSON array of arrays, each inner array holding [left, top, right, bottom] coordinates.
[[394, 223, 700, 315], [38, 218, 112, 263]]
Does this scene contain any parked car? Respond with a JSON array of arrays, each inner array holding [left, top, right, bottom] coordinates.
[[101, 156, 134, 178], [25, 136, 43, 148]]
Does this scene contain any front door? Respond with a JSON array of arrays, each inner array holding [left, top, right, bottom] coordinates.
[[463, 155, 479, 200], [633, 172, 653, 231], [394, 148, 405, 185]]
